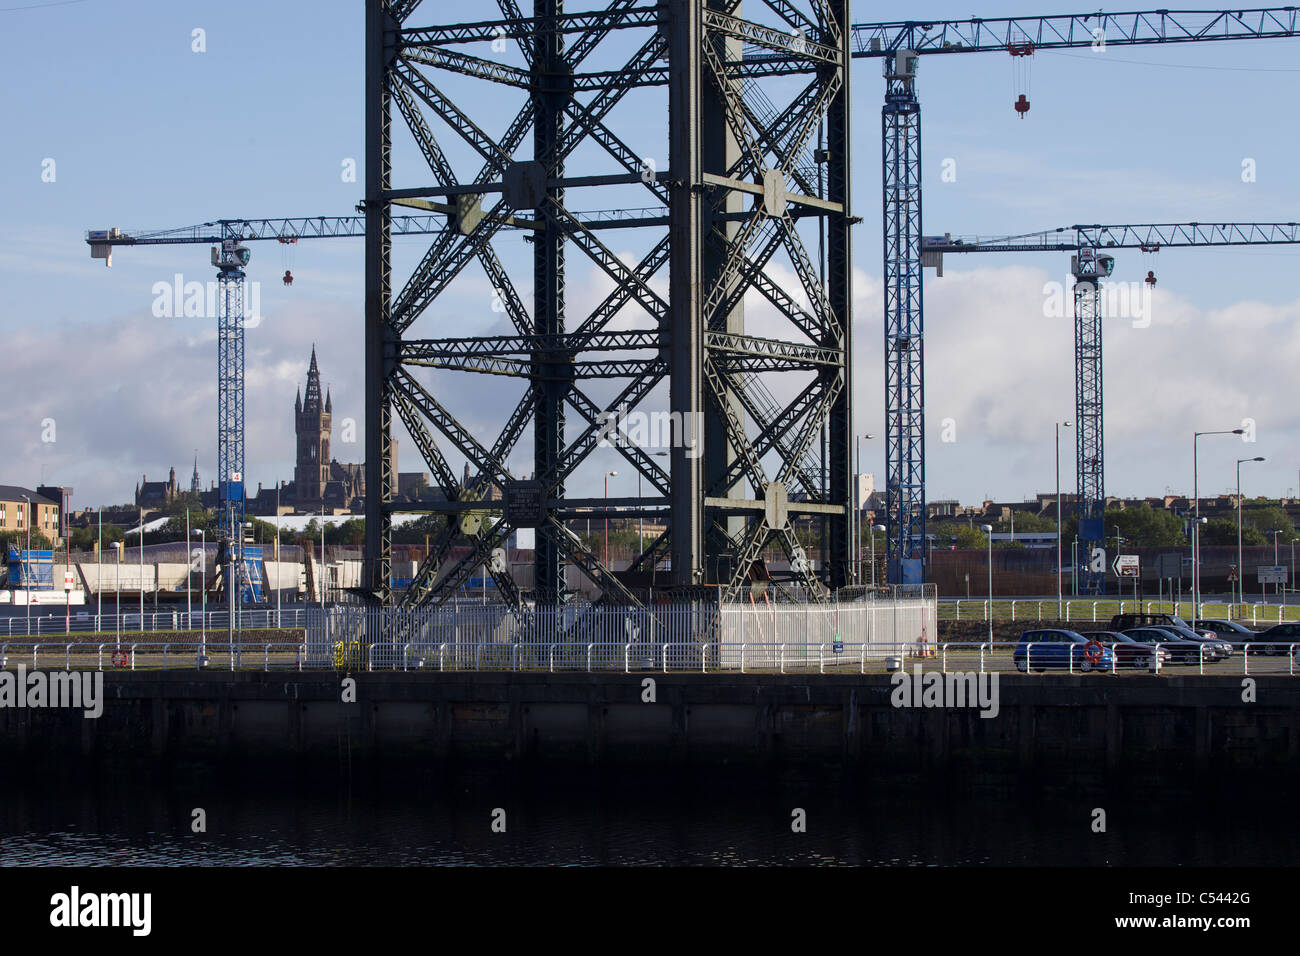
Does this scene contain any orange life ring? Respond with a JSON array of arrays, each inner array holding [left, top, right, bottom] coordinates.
[[1083, 640, 1103, 664]]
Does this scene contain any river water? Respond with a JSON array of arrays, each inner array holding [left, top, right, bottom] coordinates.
[[0, 765, 1293, 866]]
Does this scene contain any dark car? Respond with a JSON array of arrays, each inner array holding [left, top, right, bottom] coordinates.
[[1121, 627, 1212, 665], [1192, 618, 1259, 641], [1251, 622, 1300, 656], [1014, 629, 1114, 673], [1191, 619, 1270, 654], [1155, 624, 1233, 660], [1082, 630, 1169, 670], [1110, 612, 1193, 633]]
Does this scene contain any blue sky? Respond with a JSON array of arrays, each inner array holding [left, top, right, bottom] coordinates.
[[4, 0, 1299, 511]]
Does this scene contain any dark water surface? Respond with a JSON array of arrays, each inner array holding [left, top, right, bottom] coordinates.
[[0, 764, 1294, 866]]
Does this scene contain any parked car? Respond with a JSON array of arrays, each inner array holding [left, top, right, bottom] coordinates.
[[1156, 624, 1233, 660], [1191, 619, 1270, 653], [1121, 627, 1214, 665], [1250, 622, 1300, 656], [1110, 612, 1193, 632], [1192, 618, 1259, 641], [1014, 629, 1114, 673], [1082, 630, 1169, 670]]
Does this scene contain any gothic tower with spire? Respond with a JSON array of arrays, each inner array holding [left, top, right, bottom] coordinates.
[[294, 345, 332, 502]]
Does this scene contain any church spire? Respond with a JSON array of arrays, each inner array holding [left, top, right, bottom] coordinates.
[[302, 345, 323, 413], [325, 387, 332, 413]]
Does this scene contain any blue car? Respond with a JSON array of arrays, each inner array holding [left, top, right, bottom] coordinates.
[[1014, 629, 1114, 673]]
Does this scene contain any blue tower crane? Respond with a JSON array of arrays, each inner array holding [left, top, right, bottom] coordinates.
[[922, 221, 1300, 592], [86, 214, 448, 602], [848, 7, 1300, 584]]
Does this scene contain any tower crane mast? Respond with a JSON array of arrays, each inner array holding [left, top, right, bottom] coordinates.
[[924, 221, 1300, 592]]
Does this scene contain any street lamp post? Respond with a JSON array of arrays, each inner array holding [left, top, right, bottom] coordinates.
[[97, 508, 102, 630], [1291, 536, 1298, 599], [1269, 529, 1283, 604], [1193, 428, 1244, 615], [1236, 456, 1265, 607], [138, 507, 145, 633], [19, 494, 31, 636], [110, 541, 122, 649], [604, 471, 618, 569], [275, 480, 281, 626], [981, 524, 994, 643], [1056, 421, 1072, 619]]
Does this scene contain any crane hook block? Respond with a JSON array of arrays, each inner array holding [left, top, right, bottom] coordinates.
[[283, 270, 294, 286], [1014, 94, 1030, 117]]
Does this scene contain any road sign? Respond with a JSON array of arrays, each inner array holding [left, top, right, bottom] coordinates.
[[1257, 565, 1288, 585], [1227, 565, 1238, 583], [1112, 554, 1140, 578], [63, 570, 76, 591]]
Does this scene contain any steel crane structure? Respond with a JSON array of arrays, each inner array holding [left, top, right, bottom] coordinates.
[[365, 0, 856, 609], [923, 221, 1300, 591], [848, 7, 1300, 584]]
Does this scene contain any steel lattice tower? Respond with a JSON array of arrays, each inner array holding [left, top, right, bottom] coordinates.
[[881, 50, 924, 585], [1072, 248, 1107, 593], [364, 0, 854, 608], [215, 244, 248, 540]]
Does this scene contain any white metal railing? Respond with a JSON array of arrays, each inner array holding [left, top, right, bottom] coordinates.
[[938, 598, 1300, 625], [0, 638, 1294, 676], [0, 642, 307, 672], [0, 607, 310, 639]]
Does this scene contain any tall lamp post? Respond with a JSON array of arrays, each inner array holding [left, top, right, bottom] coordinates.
[[1236, 456, 1265, 607], [185, 508, 192, 628], [1193, 428, 1244, 614], [603, 471, 618, 570], [19, 494, 31, 636], [1291, 535, 1299, 599], [981, 524, 994, 643], [96, 508, 102, 631], [110, 541, 122, 649], [192, 528, 206, 658], [1055, 420, 1072, 619], [138, 507, 145, 632], [1269, 529, 1283, 604], [275, 479, 281, 625]]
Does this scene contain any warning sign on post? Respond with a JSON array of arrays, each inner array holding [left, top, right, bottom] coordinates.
[[63, 570, 75, 591]]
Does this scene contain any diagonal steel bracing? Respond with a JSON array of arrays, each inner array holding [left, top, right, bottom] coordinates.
[[368, 0, 852, 607]]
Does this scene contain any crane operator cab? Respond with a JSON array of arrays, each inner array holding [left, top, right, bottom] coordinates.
[[211, 239, 251, 271]]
